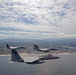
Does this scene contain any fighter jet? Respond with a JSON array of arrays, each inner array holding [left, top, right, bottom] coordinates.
[[6, 44, 40, 63], [6, 44, 58, 64], [33, 44, 57, 52]]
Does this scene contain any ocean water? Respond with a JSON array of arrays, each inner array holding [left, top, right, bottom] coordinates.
[[0, 54, 76, 75]]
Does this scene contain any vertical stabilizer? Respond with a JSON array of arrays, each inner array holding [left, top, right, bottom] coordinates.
[[11, 49, 24, 62], [6, 44, 10, 49], [34, 45, 40, 51]]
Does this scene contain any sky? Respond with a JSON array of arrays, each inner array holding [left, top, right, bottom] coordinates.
[[0, 0, 76, 39]]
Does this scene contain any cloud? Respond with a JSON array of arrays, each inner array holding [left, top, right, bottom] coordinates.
[[0, 0, 76, 39]]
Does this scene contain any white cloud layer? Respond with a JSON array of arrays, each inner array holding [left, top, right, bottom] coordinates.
[[0, 0, 76, 39]]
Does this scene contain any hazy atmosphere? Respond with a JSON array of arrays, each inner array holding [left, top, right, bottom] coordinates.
[[0, 1, 76, 75], [0, 0, 76, 39]]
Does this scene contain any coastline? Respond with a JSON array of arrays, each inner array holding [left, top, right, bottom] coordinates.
[[0, 52, 76, 56]]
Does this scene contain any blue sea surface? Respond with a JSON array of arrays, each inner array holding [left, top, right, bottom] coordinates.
[[0, 54, 76, 75]]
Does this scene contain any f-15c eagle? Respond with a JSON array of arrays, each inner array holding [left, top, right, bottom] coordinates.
[[33, 44, 57, 52]]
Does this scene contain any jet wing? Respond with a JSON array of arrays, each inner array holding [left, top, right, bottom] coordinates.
[[10, 46, 26, 49], [16, 47, 26, 49], [23, 56, 40, 63]]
